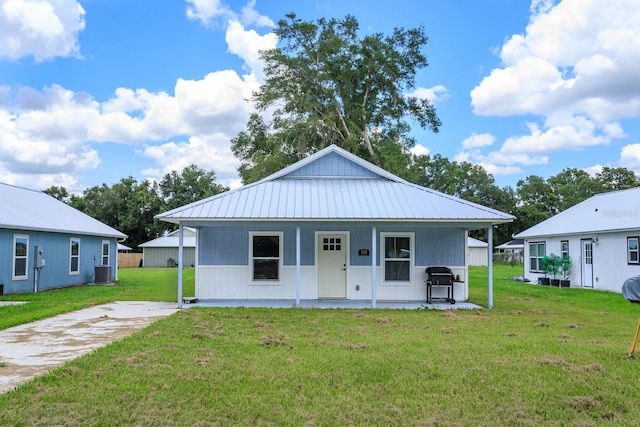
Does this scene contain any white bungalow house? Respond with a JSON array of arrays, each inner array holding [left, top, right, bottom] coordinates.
[[495, 239, 524, 263], [514, 187, 640, 293], [0, 183, 127, 295], [139, 228, 196, 267], [467, 237, 488, 266], [157, 145, 514, 307]]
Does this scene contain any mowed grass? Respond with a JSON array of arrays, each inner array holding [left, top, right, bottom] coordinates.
[[2, 265, 640, 425], [0, 267, 194, 330]]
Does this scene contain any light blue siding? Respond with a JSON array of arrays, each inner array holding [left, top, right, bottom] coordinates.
[[197, 223, 466, 268], [0, 228, 118, 295], [284, 151, 378, 178]]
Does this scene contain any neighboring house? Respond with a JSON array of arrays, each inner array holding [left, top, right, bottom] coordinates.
[[467, 237, 488, 266], [495, 239, 524, 263], [157, 145, 514, 307], [0, 183, 127, 295], [139, 228, 196, 267], [118, 243, 132, 252], [514, 187, 640, 292]]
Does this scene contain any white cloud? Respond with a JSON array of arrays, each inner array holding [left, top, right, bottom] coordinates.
[[140, 136, 240, 185], [225, 20, 277, 80], [406, 85, 448, 104], [185, 0, 273, 28], [620, 143, 640, 172], [501, 115, 622, 155], [467, 0, 640, 178], [473, 0, 640, 122], [0, 20, 273, 188], [410, 144, 429, 156], [461, 132, 495, 149], [0, 0, 85, 61]]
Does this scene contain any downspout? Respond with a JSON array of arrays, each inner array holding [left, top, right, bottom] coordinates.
[[177, 223, 184, 309], [296, 226, 301, 306], [488, 225, 494, 309], [371, 226, 377, 309]]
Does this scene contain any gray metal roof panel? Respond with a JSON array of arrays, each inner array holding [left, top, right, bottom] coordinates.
[[0, 183, 127, 238], [515, 187, 640, 238], [139, 235, 196, 248], [156, 145, 514, 224], [158, 178, 514, 222]]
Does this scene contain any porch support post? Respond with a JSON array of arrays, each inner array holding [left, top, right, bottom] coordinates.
[[177, 223, 184, 309], [488, 225, 494, 309], [371, 226, 377, 309], [296, 226, 301, 306]]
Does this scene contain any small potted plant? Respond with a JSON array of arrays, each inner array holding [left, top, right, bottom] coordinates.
[[560, 256, 572, 288], [539, 255, 553, 285], [548, 254, 562, 286]]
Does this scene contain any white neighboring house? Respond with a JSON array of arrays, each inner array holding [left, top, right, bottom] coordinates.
[[467, 237, 488, 266], [139, 228, 196, 267], [514, 187, 640, 293], [495, 239, 524, 263]]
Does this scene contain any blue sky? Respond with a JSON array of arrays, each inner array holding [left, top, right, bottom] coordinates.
[[1, 0, 639, 193]]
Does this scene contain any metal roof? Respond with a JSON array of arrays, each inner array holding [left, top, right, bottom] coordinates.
[[495, 239, 524, 250], [515, 187, 640, 238], [0, 183, 127, 238], [157, 145, 514, 225], [139, 235, 196, 248], [468, 237, 488, 248], [139, 228, 196, 248]]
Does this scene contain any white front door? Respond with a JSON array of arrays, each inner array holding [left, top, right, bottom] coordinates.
[[318, 234, 347, 298], [581, 239, 594, 288]]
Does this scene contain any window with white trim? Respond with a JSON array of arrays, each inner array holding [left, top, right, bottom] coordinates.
[[561, 240, 569, 259], [628, 237, 639, 264], [102, 240, 110, 266], [382, 233, 413, 282], [250, 232, 282, 281], [70, 238, 80, 275], [13, 234, 29, 280], [529, 242, 546, 272]]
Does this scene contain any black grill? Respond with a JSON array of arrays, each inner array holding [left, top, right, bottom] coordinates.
[[426, 266, 456, 304]]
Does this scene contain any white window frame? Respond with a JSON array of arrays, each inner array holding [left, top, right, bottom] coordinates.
[[628, 237, 639, 265], [12, 234, 29, 281], [529, 241, 546, 273], [69, 238, 81, 275], [381, 232, 414, 284], [561, 240, 569, 259], [249, 232, 283, 283], [102, 240, 110, 266]]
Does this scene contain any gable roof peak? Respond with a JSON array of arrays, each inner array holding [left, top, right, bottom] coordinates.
[[260, 144, 408, 184]]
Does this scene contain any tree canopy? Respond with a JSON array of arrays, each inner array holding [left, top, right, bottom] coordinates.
[[233, 13, 441, 184], [43, 165, 228, 250]]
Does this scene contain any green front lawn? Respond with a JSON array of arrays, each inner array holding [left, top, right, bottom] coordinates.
[[1, 265, 639, 425]]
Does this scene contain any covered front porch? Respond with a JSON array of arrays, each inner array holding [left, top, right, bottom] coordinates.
[[180, 298, 482, 310]]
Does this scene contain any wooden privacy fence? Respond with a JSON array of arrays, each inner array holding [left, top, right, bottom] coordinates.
[[118, 253, 143, 268]]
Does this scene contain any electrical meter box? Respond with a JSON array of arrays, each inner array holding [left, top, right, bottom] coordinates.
[[35, 246, 45, 268]]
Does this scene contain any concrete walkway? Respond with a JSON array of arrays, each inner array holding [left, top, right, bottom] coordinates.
[[0, 301, 180, 394]]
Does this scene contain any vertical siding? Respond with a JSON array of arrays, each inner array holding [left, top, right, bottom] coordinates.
[[194, 222, 469, 301], [285, 152, 378, 178], [142, 248, 196, 267], [1, 229, 118, 294], [522, 232, 640, 293], [198, 223, 467, 268]]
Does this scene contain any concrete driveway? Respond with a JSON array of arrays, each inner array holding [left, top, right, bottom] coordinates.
[[0, 301, 180, 394]]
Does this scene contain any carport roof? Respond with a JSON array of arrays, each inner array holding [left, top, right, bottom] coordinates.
[[157, 145, 514, 226], [0, 183, 127, 238]]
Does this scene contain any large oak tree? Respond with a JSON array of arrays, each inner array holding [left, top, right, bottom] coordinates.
[[233, 13, 441, 183]]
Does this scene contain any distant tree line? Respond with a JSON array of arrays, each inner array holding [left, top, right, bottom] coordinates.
[[43, 165, 228, 251], [42, 13, 640, 250]]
